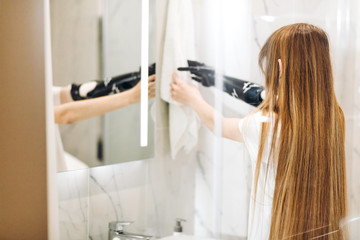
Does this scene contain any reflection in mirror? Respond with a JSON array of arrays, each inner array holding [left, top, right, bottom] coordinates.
[[102, 0, 156, 165], [50, 0, 156, 172]]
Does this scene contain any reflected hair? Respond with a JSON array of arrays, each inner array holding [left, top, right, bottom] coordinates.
[[256, 23, 347, 239]]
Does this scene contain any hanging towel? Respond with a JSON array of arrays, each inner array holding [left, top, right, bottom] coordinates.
[[160, 0, 200, 159]]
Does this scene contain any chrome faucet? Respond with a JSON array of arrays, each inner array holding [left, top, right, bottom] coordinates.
[[108, 221, 153, 240]]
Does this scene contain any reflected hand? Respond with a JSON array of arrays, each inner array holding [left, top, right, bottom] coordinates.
[[148, 74, 156, 99], [129, 74, 156, 104], [170, 73, 202, 107]]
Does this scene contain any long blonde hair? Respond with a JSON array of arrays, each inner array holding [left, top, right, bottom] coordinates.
[[256, 23, 347, 239]]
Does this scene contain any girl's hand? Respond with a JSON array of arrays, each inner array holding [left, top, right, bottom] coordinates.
[[170, 73, 202, 107]]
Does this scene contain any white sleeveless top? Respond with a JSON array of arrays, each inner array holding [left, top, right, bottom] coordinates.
[[238, 111, 277, 240]]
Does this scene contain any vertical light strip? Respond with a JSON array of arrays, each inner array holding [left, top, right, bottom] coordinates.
[[140, 0, 149, 147]]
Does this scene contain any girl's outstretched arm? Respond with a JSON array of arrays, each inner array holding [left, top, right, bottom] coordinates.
[[170, 73, 243, 142]]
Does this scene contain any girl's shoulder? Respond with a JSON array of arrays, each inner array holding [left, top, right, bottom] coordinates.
[[239, 111, 276, 140], [246, 110, 273, 123]]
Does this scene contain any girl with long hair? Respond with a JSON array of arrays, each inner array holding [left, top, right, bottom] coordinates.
[[170, 23, 347, 239]]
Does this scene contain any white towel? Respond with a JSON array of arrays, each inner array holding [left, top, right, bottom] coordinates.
[[160, 0, 200, 159]]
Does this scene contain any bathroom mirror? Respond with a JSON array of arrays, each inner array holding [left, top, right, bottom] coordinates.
[[50, 0, 156, 171]]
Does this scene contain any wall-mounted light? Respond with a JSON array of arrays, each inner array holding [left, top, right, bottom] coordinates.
[[140, 0, 149, 147]]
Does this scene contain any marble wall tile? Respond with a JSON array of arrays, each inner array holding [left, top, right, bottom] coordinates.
[[88, 160, 149, 239], [58, 160, 153, 240], [57, 168, 89, 240], [145, 150, 197, 238], [347, 1, 360, 218], [193, 127, 251, 239]]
